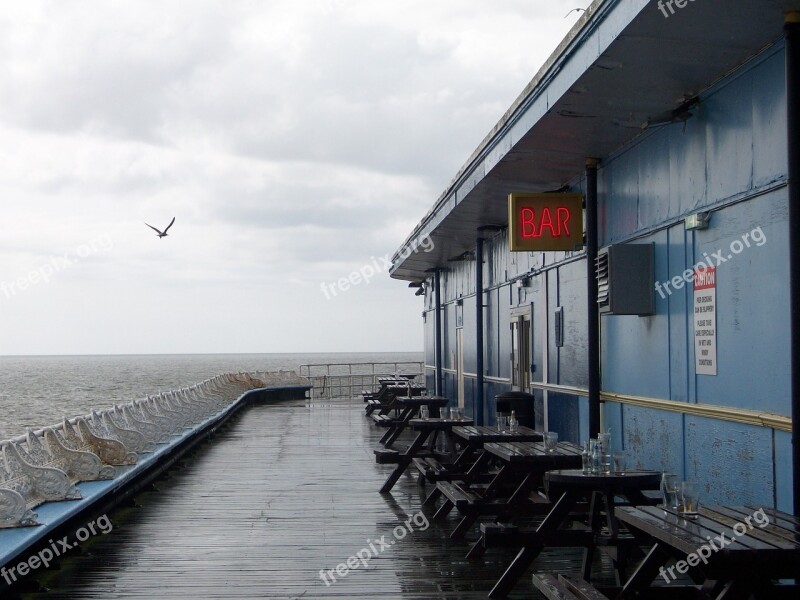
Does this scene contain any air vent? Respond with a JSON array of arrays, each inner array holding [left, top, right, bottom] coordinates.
[[595, 244, 654, 316]]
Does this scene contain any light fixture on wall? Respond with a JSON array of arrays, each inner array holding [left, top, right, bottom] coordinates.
[[515, 276, 531, 289], [685, 211, 710, 230]]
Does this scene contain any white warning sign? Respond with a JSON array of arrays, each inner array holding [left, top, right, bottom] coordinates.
[[694, 266, 717, 376]]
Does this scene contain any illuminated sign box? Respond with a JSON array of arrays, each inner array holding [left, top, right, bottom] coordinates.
[[508, 193, 584, 252]]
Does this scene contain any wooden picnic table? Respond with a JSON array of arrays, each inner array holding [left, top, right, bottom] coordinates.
[[364, 382, 426, 416], [422, 426, 543, 509], [376, 384, 426, 415], [487, 467, 661, 599], [374, 417, 473, 494], [447, 441, 582, 549], [615, 504, 800, 599], [378, 395, 448, 448]]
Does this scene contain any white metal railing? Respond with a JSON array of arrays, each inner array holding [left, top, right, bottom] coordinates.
[[299, 362, 424, 400], [0, 372, 279, 529]]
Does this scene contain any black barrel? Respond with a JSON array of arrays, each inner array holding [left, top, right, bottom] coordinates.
[[495, 391, 536, 428]]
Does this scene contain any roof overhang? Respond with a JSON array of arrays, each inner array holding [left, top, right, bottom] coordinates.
[[391, 0, 800, 282]]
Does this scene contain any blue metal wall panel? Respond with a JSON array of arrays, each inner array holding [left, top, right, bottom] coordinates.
[[704, 73, 755, 204], [637, 132, 672, 229], [444, 303, 456, 370], [600, 157, 639, 245], [485, 287, 500, 377], [752, 47, 787, 188], [547, 392, 579, 444], [557, 261, 589, 388], [497, 285, 511, 380], [622, 405, 684, 476], [667, 224, 690, 403], [685, 416, 774, 507], [692, 190, 789, 414], [463, 292, 477, 374], [600, 241, 672, 400], [775, 430, 794, 512]]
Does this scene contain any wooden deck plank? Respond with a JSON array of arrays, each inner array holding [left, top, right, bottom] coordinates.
[[15, 398, 619, 599]]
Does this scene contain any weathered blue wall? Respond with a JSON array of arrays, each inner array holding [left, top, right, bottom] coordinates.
[[420, 42, 790, 510], [599, 43, 789, 509]]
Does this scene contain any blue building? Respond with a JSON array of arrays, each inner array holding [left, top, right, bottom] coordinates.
[[390, 0, 800, 513]]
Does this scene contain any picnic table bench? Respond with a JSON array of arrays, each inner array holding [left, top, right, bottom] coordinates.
[[532, 573, 609, 600]]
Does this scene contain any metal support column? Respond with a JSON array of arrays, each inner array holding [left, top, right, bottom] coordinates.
[[785, 13, 800, 516], [586, 159, 601, 438], [475, 238, 485, 425], [434, 268, 443, 397]]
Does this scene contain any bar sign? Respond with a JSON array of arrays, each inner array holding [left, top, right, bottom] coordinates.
[[508, 193, 583, 252]]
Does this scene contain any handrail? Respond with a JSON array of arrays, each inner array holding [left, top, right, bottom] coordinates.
[[529, 381, 791, 432]]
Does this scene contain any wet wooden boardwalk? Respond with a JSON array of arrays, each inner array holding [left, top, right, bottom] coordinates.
[[19, 397, 607, 599]]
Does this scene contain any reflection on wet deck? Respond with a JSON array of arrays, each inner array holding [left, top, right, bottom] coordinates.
[[20, 397, 611, 599]]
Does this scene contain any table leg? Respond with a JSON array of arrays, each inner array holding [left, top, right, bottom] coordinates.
[[379, 430, 430, 494], [463, 449, 490, 484], [615, 542, 671, 600], [582, 491, 600, 580], [489, 543, 545, 599], [382, 407, 414, 447], [433, 498, 454, 520], [466, 536, 486, 559], [423, 486, 441, 506], [489, 491, 577, 599], [714, 578, 776, 600]]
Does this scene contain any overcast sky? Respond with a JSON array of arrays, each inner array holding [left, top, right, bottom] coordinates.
[[0, 0, 588, 355]]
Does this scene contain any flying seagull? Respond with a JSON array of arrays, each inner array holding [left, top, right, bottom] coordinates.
[[145, 217, 175, 238]]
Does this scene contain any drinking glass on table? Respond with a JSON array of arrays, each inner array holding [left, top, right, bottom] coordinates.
[[497, 416, 508, 433], [508, 411, 518, 433], [544, 431, 558, 452], [612, 451, 627, 474], [680, 481, 700, 518], [419, 406, 429, 420], [661, 473, 680, 510]]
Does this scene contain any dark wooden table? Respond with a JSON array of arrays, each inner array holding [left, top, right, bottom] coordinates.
[[375, 417, 473, 494], [376, 384, 426, 415], [436, 439, 579, 542], [379, 395, 448, 448], [487, 467, 661, 598], [615, 504, 800, 599], [423, 426, 543, 510], [365, 382, 426, 416]]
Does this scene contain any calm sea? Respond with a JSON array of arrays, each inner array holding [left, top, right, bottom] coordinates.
[[0, 352, 422, 441]]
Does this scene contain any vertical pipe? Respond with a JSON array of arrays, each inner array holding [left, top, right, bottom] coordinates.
[[586, 159, 601, 438], [434, 269, 443, 396], [785, 13, 800, 516], [475, 238, 485, 425]]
